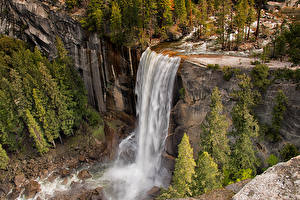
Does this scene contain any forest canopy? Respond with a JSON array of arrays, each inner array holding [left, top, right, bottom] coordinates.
[[0, 36, 95, 168]]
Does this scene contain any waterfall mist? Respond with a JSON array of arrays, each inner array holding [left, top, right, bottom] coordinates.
[[102, 48, 181, 200]]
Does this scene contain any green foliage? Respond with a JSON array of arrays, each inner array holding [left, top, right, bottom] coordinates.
[[110, 1, 122, 43], [234, 168, 253, 182], [272, 90, 287, 135], [0, 36, 89, 155], [156, 186, 181, 200], [231, 74, 259, 173], [250, 64, 270, 92], [80, 0, 104, 32], [192, 152, 221, 196], [250, 60, 261, 65], [66, 0, 80, 10], [231, 104, 259, 173], [272, 68, 300, 83], [0, 144, 9, 169], [174, 0, 187, 24], [179, 88, 185, 99], [272, 23, 300, 64], [207, 64, 220, 70], [231, 74, 260, 108], [266, 154, 279, 167], [200, 87, 230, 169], [222, 66, 234, 81], [86, 107, 102, 127], [172, 133, 196, 197], [25, 110, 49, 154], [280, 143, 299, 162], [260, 45, 271, 63]]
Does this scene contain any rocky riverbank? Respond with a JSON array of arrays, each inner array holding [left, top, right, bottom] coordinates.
[[0, 111, 135, 200]]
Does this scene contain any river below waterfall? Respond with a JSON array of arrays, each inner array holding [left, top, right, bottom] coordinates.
[[17, 48, 181, 200]]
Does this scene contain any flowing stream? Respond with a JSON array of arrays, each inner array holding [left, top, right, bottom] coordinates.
[[102, 48, 181, 200], [16, 48, 180, 200]]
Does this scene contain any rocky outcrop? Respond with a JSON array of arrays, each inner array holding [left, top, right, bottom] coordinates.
[[233, 155, 300, 200], [0, 0, 140, 114], [166, 61, 300, 162]]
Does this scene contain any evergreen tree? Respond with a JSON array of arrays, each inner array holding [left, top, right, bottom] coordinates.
[[80, 0, 104, 32], [192, 152, 221, 196], [231, 74, 259, 173], [0, 144, 9, 169], [235, 0, 249, 46], [110, 1, 122, 43], [174, 0, 187, 24], [215, 0, 232, 49], [196, 0, 208, 36], [246, 0, 256, 40], [231, 104, 259, 172], [272, 90, 287, 134], [200, 87, 230, 170], [173, 133, 196, 197], [25, 109, 49, 154], [157, 0, 173, 33], [185, 0, 193, 26]]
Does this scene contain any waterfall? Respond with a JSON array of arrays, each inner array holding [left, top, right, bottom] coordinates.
[[103, 48, 181, 200]]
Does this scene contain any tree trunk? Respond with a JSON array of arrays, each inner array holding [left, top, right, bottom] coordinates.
[[255, 0, 262, 39]]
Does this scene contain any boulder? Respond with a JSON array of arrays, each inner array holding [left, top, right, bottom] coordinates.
[[233, 156, 300, 200], [0, 184, 10, 198], [60, 168, 70, 177], [77, 170, 92, 180], [225, 179, 251, 194], [24, 180, 41, 198], [14, 173, 26, 187], [147, 186, 161, 198], [78, 155, 85, 162]]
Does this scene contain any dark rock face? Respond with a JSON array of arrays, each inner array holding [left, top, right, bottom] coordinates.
[[167, 61, 300, 163], [0, 0, 140, 115]]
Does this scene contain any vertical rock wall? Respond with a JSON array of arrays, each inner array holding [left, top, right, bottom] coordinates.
[[0, 0, 140, 114]]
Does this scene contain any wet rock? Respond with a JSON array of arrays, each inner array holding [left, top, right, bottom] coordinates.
[[0, 184, 10, 197], [62, 178, 68, 185], [14, 173, 26, 187], [78, 170, 92, 180], [88, 151, 98, 160], [47, 172, 60, 182], [78, 155, 85, 162], [147, 186, 161, 198], [60, 168, 70, 177], [233, 156, 300, 200], [24, 180, 41, 198]]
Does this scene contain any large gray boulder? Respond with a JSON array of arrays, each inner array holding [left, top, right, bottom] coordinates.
[[233, 155, 300, 200]]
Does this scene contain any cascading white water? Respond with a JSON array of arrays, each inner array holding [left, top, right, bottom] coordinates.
[[102, 48, 181, 200]]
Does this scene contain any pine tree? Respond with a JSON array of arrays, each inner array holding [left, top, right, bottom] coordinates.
[[201, 87, 230, 170], [246, 0, 256, 40], [0, 144, 9, 169], [196, 0, 208, 36], [232, 104, 259, 172], [192, 152, 221, 196], [185, 0, 192, 26], [110, 1, 122, 43], [174, 0, 187, 24], [173, 133, 196, 197], [272, 90, 287, 133], [231, 74, 259, 173], [235, 0, 249, 46], [215, 0, 232, 49], [25, 109, 49, 154], [157, 0, 173, 33]]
